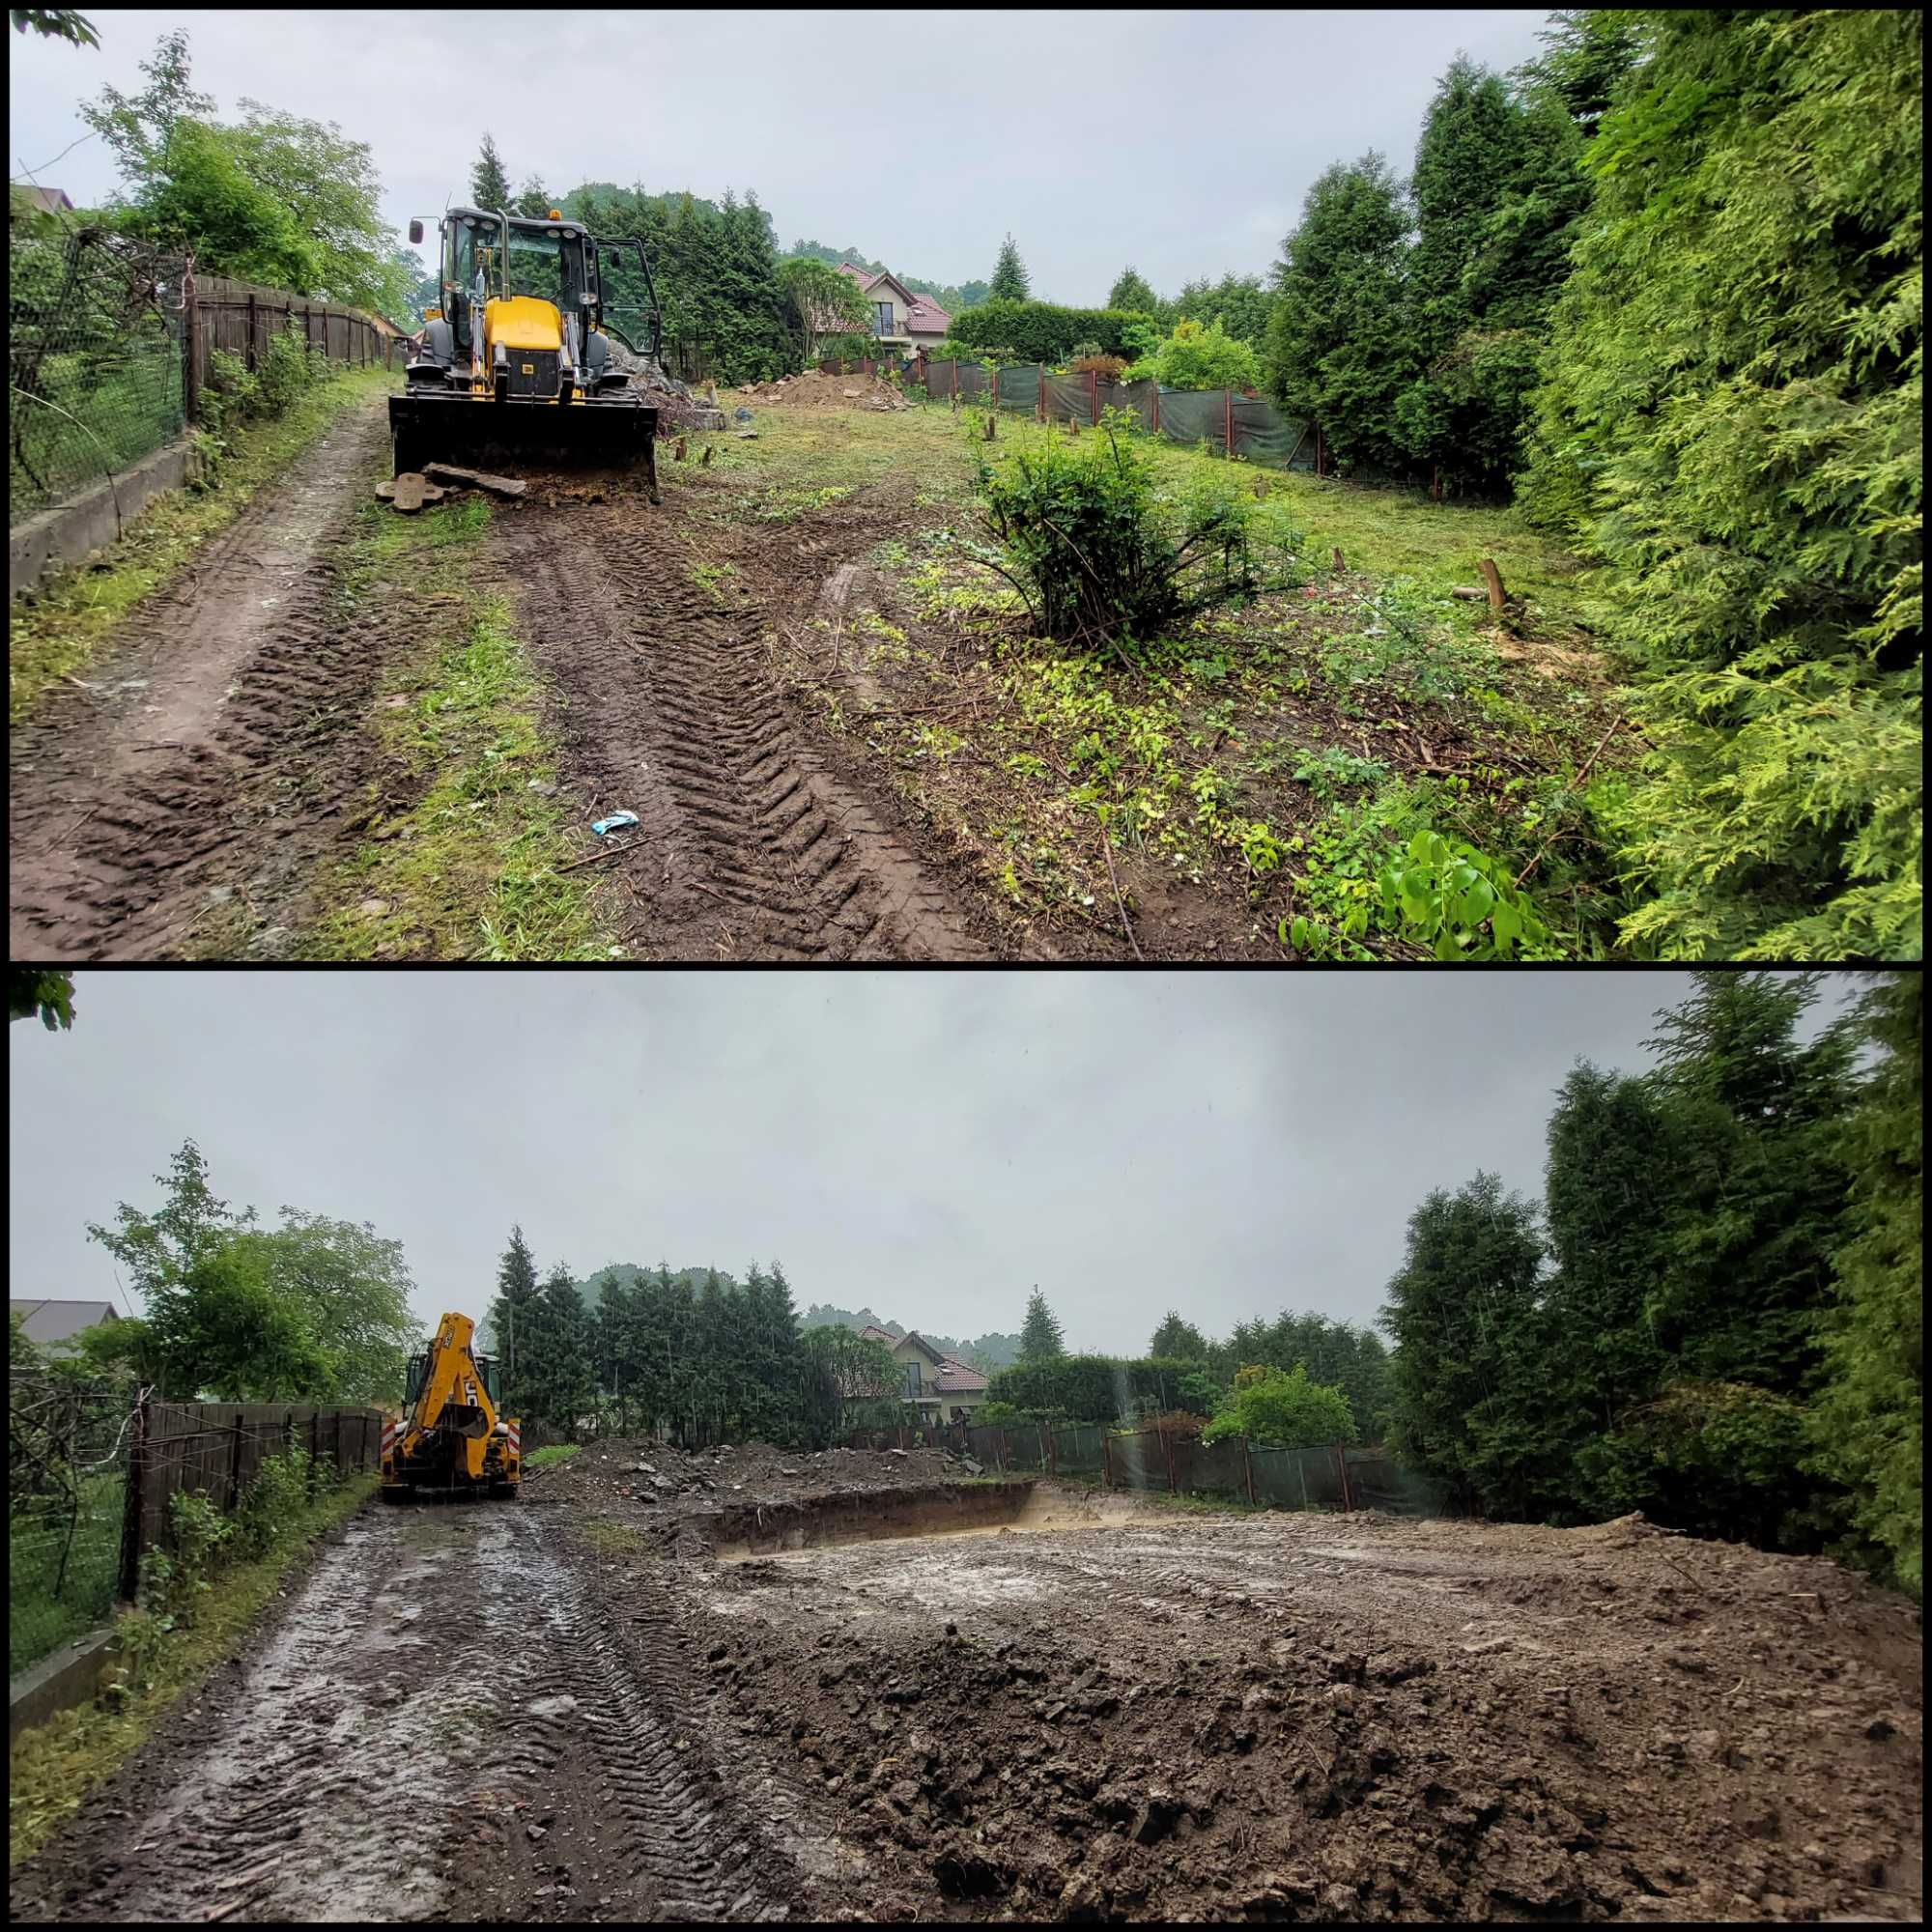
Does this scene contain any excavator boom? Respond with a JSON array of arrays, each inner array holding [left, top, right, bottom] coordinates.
[[380, 1311, 521, 1500]]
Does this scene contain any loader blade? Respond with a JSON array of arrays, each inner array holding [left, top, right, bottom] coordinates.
[[389, 393, 661, 500]]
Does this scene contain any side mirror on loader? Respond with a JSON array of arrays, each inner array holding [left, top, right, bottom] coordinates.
[[409, 218, 424, 244]]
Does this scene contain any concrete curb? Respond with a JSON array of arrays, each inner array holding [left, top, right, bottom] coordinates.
[[10, 437, 202, 604], [9, 1625, 120, 1743]]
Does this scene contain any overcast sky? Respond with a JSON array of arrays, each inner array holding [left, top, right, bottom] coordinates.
[[8, 971, 1860, 1352], [10, 10, 1554, 303]]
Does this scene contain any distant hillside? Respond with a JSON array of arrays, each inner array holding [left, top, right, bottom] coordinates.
[[800, 1303, 1021, 1371]]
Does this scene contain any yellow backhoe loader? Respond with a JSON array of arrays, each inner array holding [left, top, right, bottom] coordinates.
[[381, 1311, 522, 1501], [392, 206, 662, 498]]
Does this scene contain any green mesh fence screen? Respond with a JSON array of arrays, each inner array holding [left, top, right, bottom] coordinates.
[[1345, 1450, 1452, 1516], [1051, 1424, 1105, 1474], [923, 358, 956, 400], [1044, 373, 1092, 423], [957, 362, 990, 402], [1183, 1436, 1252, 1496], [1250, 1444, 1347, 1511], [1097, 379, 1158, 432], [1233, 395, 1314, 470], [1108, 1431, 1163, 1492], [1156, 387, 1226, 450], [997, 363, 1043, 410]]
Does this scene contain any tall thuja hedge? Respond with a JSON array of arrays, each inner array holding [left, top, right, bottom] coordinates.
[[1264, 153, 1416, 477], [986, 1355, 1217, 1424], [949, 298, 1153, 365], [1520, 9, 1923, 960]]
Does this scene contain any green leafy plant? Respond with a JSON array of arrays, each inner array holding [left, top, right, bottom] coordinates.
[[1202, 1363, 1357, 1448], [975, 411, 1258, 653], [1377, 827, 1550, 958]]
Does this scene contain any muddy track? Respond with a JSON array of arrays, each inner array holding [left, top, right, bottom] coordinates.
[[497, 494, 995, 961], [10, 1505, 809, 1926], [9, 399, 399, 961]]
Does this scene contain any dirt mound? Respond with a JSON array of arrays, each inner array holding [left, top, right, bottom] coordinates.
[[660, 1493, 1923, 1923], [536, 1436, 965, 1512], [738, 370, 911, 411]]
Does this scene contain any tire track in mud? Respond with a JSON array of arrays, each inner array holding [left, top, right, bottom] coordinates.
[[496, 497, 991, 961], [8, 399, 399, 961], [12, 1506, 804, 1926]]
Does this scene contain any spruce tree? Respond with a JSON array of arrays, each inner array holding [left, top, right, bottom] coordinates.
[[469, 131, 511, 211], [488, 1225, 542, 1420], [1148, 1311, 1208, 1360], [1264, 153, 1417, 476], [536, 1263, 594, 1437], [1018, 1287, 1065, 1365], [1106, 266, 1158, 315], [512, 175, 552, 220], [988, 233, 1030, 302]]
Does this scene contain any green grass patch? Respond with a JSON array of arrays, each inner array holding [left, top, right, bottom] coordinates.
[[523, 1443, 580, 1471], [300, 497, 612, 962], [580, 1520, 647, 1557], [9, 366, 397, 724], [8, 1473, 376, 1870]]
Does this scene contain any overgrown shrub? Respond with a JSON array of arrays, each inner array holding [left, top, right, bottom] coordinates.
[[1202, 1363, 1357, 1448], [235, 1446, 320, 1558], [1129, 318, 1262, 393], [1069, 352, 1128, 383], [974, 411, 1258, 652]]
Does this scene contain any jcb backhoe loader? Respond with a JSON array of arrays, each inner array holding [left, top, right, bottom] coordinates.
[[380, 1311, 522, 1501], [392, 206, 662, 498]]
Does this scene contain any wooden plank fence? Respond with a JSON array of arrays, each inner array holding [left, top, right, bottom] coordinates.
[[182, 270, 404, 425], [119, 1397, 388, 1599]]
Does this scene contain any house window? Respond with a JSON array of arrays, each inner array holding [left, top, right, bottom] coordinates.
[[904, 1360, 922, 1398], [875, 301, 895, 338]]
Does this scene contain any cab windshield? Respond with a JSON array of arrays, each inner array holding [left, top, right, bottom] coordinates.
[[506, 226, 570, 308]]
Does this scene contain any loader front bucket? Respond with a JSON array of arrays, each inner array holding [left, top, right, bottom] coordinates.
[[389, 391, 661, 500]]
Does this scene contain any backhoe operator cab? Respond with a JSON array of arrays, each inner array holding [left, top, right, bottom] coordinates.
[[392, 207, 663, 488], [381, 1310, 522, 1501]]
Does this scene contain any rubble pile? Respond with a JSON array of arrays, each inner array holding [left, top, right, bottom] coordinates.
[[739, 370, 912, 412]]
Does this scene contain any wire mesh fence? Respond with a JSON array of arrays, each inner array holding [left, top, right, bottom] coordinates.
[[836, 1414, 1445, 1519], [912, 357, 1322, 473], [10, 214, 403, 537], [8, 1375, 389, 1679], [9, 1369, 139, 1676], [9, 226, 189, 527]]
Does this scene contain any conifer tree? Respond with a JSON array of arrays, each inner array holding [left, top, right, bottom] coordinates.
[[469, 131, 511, 211], [988, 233, 1029, 302], [488, 1225, 542, 1420], [1106, 266, 1158, 315], [1018, 1287, 1065, 1365]]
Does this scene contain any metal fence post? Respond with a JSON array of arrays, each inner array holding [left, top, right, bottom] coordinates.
[[118, 1388, 149, 1603], [1243, 1435, 1256, 1507], [228, 1414, 244, 1512], [182, 264, 201, 427], [245, 291, 259, 373], [1151, 385, 1161, 437], [1089, 367, 1098, 425], [1101, 1432, 1113, 1491], [1037, 366, 1045, 421], [1225, 388, 1235, 459]]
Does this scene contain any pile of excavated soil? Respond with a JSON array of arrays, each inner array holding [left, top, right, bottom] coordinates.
[[533, 1436, 965, 1513], [737, 370, 911, 411], [655, 1497, 1923, 1923]]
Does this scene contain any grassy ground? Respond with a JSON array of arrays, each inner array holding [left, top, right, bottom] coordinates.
[[8, 1472, 376, 1870], [295, 496, 613, 963], [523, 1443, 581, 1471], [10, 1472, 125, 1677], [703, 392, 1625, 958], [9, 366, 398, 724]]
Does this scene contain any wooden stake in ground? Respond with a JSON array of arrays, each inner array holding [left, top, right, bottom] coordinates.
[[983, 413, 997, 440], [1331, 547, 1346, 574], [674, 435, 688, 462], [1479, 557, 1507, 615], [700, 445, 713, 468]]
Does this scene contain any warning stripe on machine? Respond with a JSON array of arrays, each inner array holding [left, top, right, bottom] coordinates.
[[507, 1426, 521, 1452]]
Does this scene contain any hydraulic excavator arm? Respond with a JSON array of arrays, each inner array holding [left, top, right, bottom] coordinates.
[[380, 1311, 521, 1500]]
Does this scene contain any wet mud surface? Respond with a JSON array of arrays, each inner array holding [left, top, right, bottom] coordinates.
[[14, 1455, 1920, 1924], [9, 399, 399, 960]]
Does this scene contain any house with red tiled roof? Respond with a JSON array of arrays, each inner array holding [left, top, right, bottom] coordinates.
[[857, 1324, 990, 1424], [828, 264, 952, 359]]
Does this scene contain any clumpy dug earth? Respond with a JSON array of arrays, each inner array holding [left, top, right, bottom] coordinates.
[[639, 1492, 1923, 1923], [737, 372, 912, 411]]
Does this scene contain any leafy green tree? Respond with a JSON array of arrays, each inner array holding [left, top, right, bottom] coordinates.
[[1520, 8, 1922, 960], [1202, 1363, 1355, 1448], [78, 27, 212, 182], [1264, 152, 1417, 475], [469, 130, 511, 211], [777, 255, 870, 363], [988, 233, 1030, 302], [1106, 266, 1159, 314], [12, 9, 99, 47], [1811, 974, 1922, 1595], [1132, 316, 1261, 391], [256, 1211, 423, 1405], [10, 969, 74, 1031], [1018, 1289, 1065, 1365]]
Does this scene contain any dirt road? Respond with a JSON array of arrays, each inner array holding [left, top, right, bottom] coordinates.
[[13, 1455, 1921, 1925], [7, 399, 1004, 962]]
